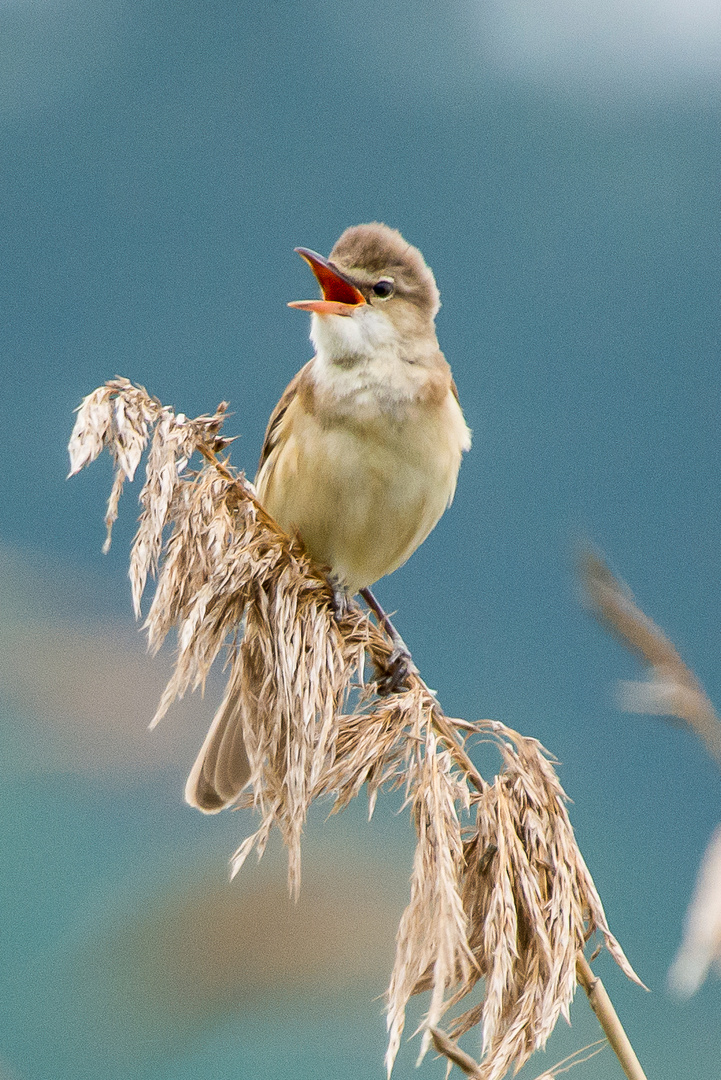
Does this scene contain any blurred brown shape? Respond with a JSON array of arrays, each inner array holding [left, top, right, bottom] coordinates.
[[0, 547, 218, 776], [93, 859, 401, 1026], [581, 551, 721, 769], [582, 549, 721, 1000]]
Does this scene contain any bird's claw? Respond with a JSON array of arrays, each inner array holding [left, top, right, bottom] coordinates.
[[375, 643, 417, 695], [329, 580, 353, 619]]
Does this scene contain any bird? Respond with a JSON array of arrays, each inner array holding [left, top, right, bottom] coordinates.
[[186, 222, 471, 812]]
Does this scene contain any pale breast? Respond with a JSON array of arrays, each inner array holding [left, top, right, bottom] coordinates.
[[256, 372, 470, 593]]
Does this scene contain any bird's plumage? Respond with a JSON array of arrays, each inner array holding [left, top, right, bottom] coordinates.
[[186, 222, 470, 812], [255, 353, 467, 594]]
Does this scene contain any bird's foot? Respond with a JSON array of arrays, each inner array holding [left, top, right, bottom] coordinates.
[[376, 641, 417, 695], [329, 578, 353, 619], [359, 586, 417, 694]]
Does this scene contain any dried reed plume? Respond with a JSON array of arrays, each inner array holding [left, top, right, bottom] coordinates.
[[69, 380, 643, 1079], [582, 550, 721, 1001]]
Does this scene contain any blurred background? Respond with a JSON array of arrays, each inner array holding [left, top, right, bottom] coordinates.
[[1, 1, 720, 1077]]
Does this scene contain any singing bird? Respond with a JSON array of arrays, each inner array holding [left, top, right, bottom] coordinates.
[[186, 222, 471, 812]]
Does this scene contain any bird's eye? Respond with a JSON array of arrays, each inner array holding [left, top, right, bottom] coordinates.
[[372, 278, 395, 299]]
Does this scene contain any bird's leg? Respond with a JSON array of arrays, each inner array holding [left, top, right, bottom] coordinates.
[[359, 587, 398, 640], [328, 575, 353, 619], [360, 587, 417, 694]]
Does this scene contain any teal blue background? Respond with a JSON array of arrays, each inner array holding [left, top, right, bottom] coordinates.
[[1, 2, 720, 1077]]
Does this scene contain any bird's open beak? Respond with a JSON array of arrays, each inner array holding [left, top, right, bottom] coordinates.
[[288, 248, 366, 316]]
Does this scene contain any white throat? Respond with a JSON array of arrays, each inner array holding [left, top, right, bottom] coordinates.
[[309, 307, 434, 412], [310, 307, 398, 367]]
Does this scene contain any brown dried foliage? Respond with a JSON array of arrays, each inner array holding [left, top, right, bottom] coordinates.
[[69, 379, 640, 1078]]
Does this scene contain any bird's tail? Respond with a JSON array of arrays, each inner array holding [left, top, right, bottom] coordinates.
[[185, 679, 251, 813]]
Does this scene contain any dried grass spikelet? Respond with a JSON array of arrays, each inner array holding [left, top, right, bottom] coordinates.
[[69, 378, 369, 896], [382, 699, 475, 1073], [69, 380, 642, 1080], [403, 721, 641, 1080], [69, 378, 161, 551], [462, 726, 640, 1078]]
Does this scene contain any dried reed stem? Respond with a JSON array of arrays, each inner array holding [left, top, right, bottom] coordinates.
[[430, 1027, 607, 1080], [69, 380, 646, 1080], [576, 957, 647, 1080], [429, 1026, 483, 1076]]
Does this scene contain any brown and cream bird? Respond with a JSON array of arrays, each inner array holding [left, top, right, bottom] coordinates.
[[186, 222, 471, 811]]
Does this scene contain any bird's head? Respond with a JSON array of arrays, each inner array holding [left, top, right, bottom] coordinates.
[[288, 222, 441, 363]]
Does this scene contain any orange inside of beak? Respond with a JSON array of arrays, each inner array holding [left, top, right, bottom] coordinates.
[[288, 248, 366, 316]]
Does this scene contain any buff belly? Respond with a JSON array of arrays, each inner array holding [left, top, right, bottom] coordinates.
[[256, 399, 464, 594]]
